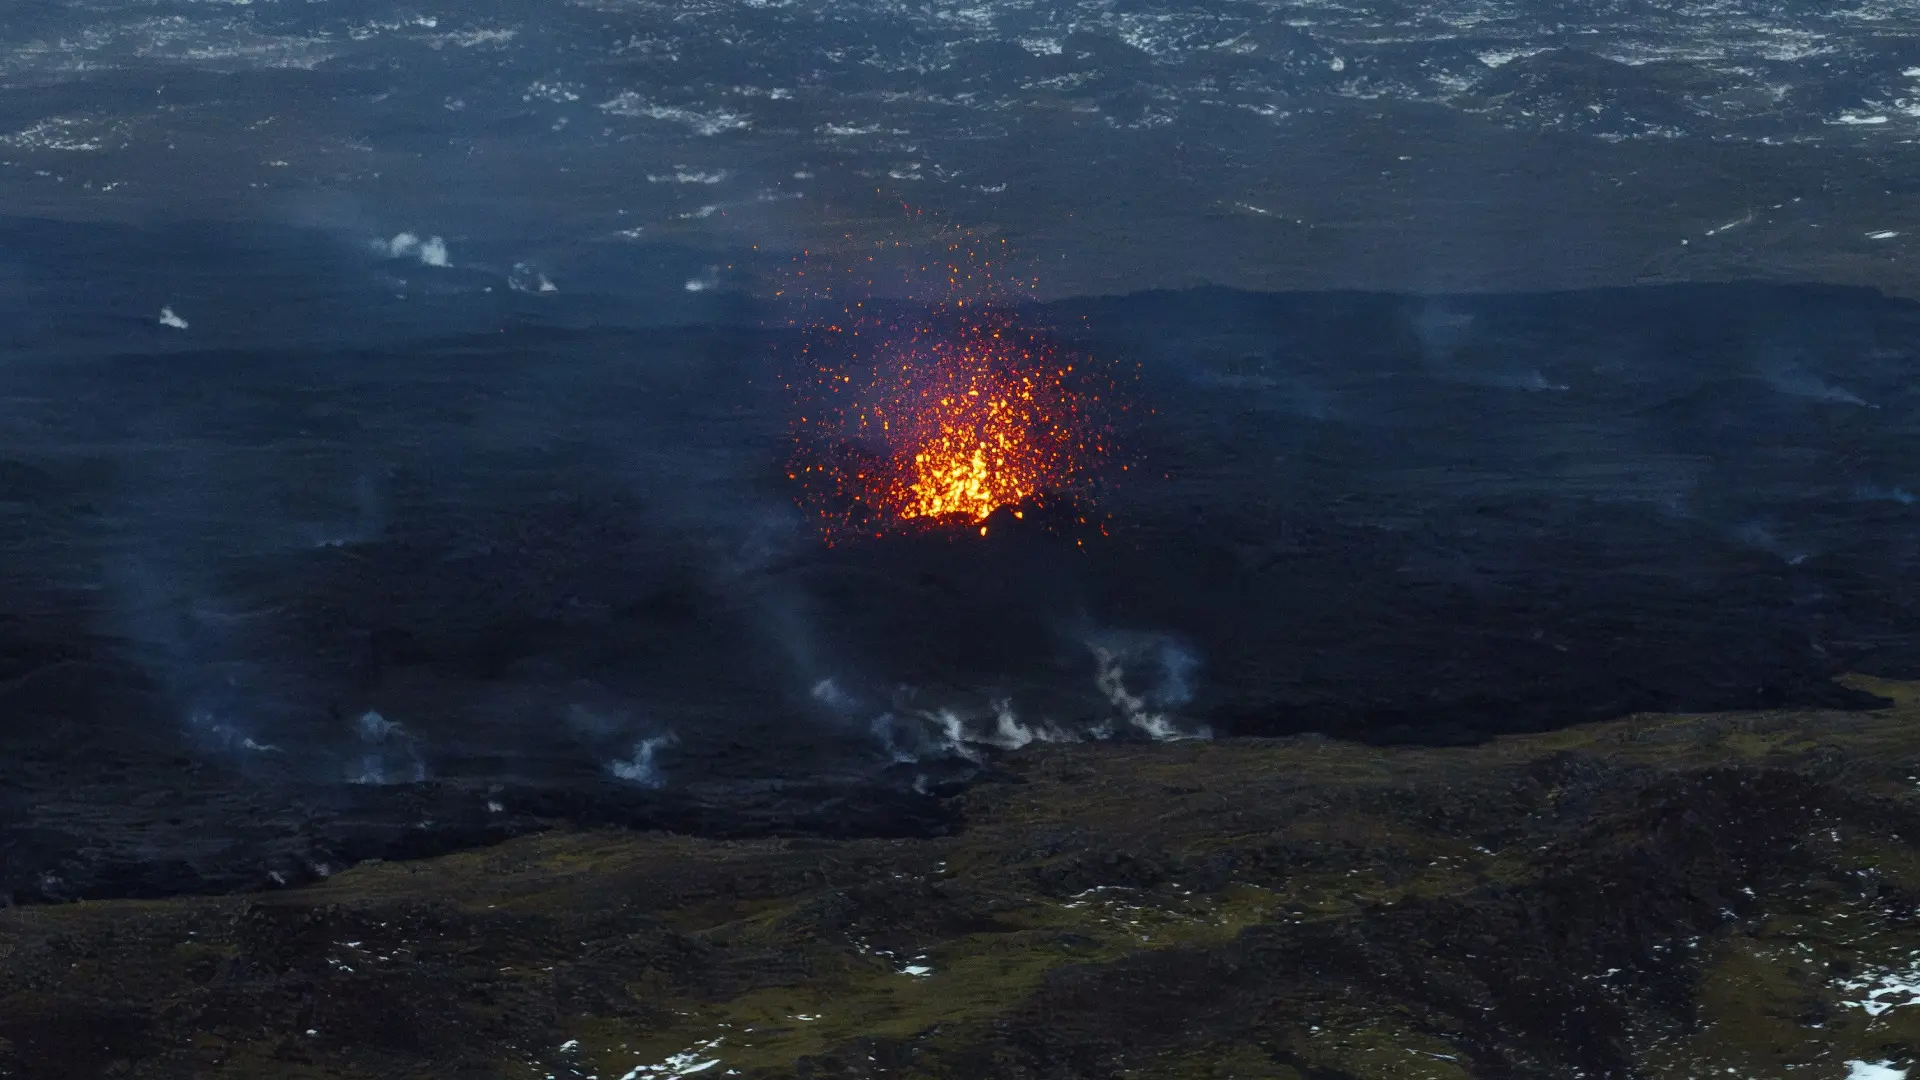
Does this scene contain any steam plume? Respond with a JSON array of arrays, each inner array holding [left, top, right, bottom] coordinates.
[[609, 734, 676, 788]]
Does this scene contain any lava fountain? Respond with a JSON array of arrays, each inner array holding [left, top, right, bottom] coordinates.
[[782, 232, 1122, 539]]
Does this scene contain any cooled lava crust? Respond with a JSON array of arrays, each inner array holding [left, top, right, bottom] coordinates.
[[3, 281, 1919, 905]]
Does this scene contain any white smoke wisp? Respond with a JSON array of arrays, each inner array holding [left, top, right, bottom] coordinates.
[[1731, 522, 1813, 566], [1856, 485, 1917, 505], [980, 698, 1070, 750], [1087, 636, 1210, 742], [921, 707, 982, 763], [348, 710, 429, 785], [356, 710, 402, 742], [1092, 646, 1166, 737], [372, 232, 452, 267], [1767, 369, 1870, 406], [818, 670, 1091, 766], [814, 677, 933, 763], [564, 701, 630, 740], [870, 712, 918, 764], [811, 677, 860, 712], [867, 708, 982, 764], [373, 232, 419, 258], [187, 708, 280, 754], [609, 734, 676, 788], [863, 691, 1072, 764], [509, 261, 558, 293]]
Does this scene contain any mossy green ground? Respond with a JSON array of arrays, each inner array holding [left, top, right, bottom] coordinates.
[[9, 680, 1920, 1078]]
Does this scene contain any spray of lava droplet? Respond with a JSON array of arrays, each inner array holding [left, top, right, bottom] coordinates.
[[781, 220, 1123, 539]]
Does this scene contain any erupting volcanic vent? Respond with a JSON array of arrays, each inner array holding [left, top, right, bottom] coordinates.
[[783, 230, 1124, 537]]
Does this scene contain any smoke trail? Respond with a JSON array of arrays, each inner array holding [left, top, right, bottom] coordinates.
[[347, 710, 428, 785], [609, 733, 676, 787], [979, 697, 1070, 750], [186, 708, 280, 754], [1086, 633, 1209, 741], [353, 707, 432, 780]]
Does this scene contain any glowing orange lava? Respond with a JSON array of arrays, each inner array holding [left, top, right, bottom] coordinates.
[[781, 227, 1118, 538], [872, 333, 1081, 525]]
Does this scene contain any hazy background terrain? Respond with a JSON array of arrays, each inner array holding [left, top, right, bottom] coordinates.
[[0, 0, 1916, 304]]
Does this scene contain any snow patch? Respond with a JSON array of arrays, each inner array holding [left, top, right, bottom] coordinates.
[[430, 28, 518, 49], [599, 93, 749, 135], [649, 168, 727, 184], [1839, 960, 1920, 1017], [1478, 48, 1547, 68], [1, 117, 111, 152], [617, 1034, 726, 1080]]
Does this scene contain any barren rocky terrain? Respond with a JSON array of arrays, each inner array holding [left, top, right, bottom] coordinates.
[[9, 677, 1920, 1078]]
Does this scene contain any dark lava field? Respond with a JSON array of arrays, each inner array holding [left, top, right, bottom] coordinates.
[[4, 232, 1920, 914]]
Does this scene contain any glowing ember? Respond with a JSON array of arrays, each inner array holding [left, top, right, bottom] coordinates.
[[781, 227, 1118, 538], [885, 338, 1072, 523], [790, 313, 1107, 536]]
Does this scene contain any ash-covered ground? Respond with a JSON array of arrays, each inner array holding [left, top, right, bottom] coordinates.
[[3, 218, 1920, 904]]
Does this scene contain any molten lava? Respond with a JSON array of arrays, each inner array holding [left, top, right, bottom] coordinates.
[[791, 319, 1105, 536], [781, 223, 1124, 539], [885, 342, 1078, 524]]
